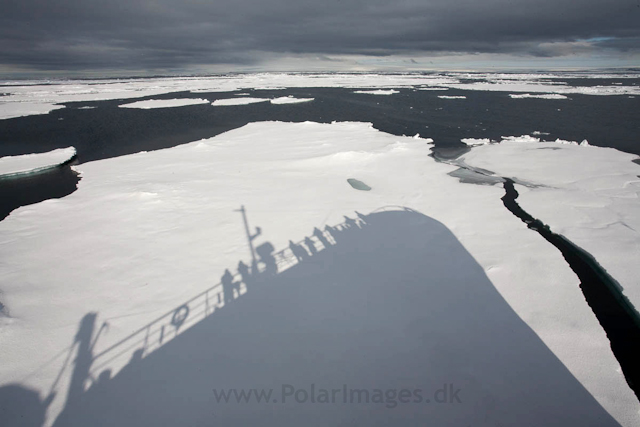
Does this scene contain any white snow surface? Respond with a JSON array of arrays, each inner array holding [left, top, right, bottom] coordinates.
[[211, 97, 270, 106], [0, 147, 76, 177], [118, 98, 210, 109], [461, 136, 640, 316], [0, 102, 65, 120], [353, 89, 400, 95], [500, 134, 590, 146], [0, 121, 638, 426], [270, 96, 314, 104], [509, 93, 569, 99], [1, 73, 639, 118]]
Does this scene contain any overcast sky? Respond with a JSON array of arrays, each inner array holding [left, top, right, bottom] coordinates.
[[1, 0, 639, 76]]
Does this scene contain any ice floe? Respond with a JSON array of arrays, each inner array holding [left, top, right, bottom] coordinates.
[[461, 136, 639, 311], [270, 96, 314, 104], [1, 73, 638, 118], [211, 97, 270, 106], [353, 89, 400, 95], [438, 95, 466, 99], [509, 93, 569, 99], [0, 147, 76, 177], [118, 98, 210, 109], [0, 102, 65, 120]]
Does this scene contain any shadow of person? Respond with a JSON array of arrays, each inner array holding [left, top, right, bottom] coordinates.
[[52, 208, 623, 427], [221, 269, 238, 305], [289, 240, 309, 262], [312, 227, 331, 250], [304, 236, 318, 256], [0, 384, 53, 427], [255, 242, 277, 276], [238, 261, 253, 288], [324, 224, 338, 244]]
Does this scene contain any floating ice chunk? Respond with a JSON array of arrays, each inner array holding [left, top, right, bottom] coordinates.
[[509, 93, 569, 99], [438, 95, 466, 99], [118, 98, 210, 109], [0, 102, 65, 120], [500, 135, 541, 143], [0, 147, 76, 177], [353, 89, 400, 95], [270, 96, 314, 104], [211, 97, 270, 106]]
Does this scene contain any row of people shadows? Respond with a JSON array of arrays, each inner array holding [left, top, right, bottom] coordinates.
[[220, 212, 367, 305]]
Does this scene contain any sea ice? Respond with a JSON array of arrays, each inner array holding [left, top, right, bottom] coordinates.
[[353, 89, 400, 95], [1, 73, 638, 118], [0, 147, 76, 177], [0, 122, 637, 426], [509, 93, 569, 99], [211, 97, 270, 106], [461, 136, 640, 314], [270, 96, 314, 104], [118, 98, 210, 109], [0, 102, 65, 120]]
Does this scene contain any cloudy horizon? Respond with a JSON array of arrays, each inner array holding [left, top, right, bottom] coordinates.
[[1, 0, 639, 77]]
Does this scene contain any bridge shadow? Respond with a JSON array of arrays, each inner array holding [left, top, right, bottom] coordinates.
[[2, 207, 621, 426]]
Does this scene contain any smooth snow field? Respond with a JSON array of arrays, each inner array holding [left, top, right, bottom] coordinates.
[[0, 74, 639, 427]]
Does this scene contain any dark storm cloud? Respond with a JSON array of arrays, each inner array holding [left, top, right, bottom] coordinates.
[[1, 0, 638, 71]]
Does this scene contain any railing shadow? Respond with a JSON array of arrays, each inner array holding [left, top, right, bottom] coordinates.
[[85, 212, 358, 378]]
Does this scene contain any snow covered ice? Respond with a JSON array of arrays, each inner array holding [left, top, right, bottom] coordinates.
[[118, 98, 210, 109], [353, 89, 400, 95], [0, 119, 639, 426], [509, 93, 569, 100], [0, 147, 76, 177], [211, 97, 270, 106], [0, 102, 65, 120], [270, 96, 314, 104], [2, 72, 638, 119]]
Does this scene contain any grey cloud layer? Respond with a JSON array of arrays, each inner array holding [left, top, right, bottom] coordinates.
[[1, 0, 638, 70]]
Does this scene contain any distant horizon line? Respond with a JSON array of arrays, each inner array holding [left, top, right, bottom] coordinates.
[[2, 67, 640, 82]]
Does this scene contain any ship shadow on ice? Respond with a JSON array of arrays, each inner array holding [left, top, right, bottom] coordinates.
[[3, 208, 621, 426]]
